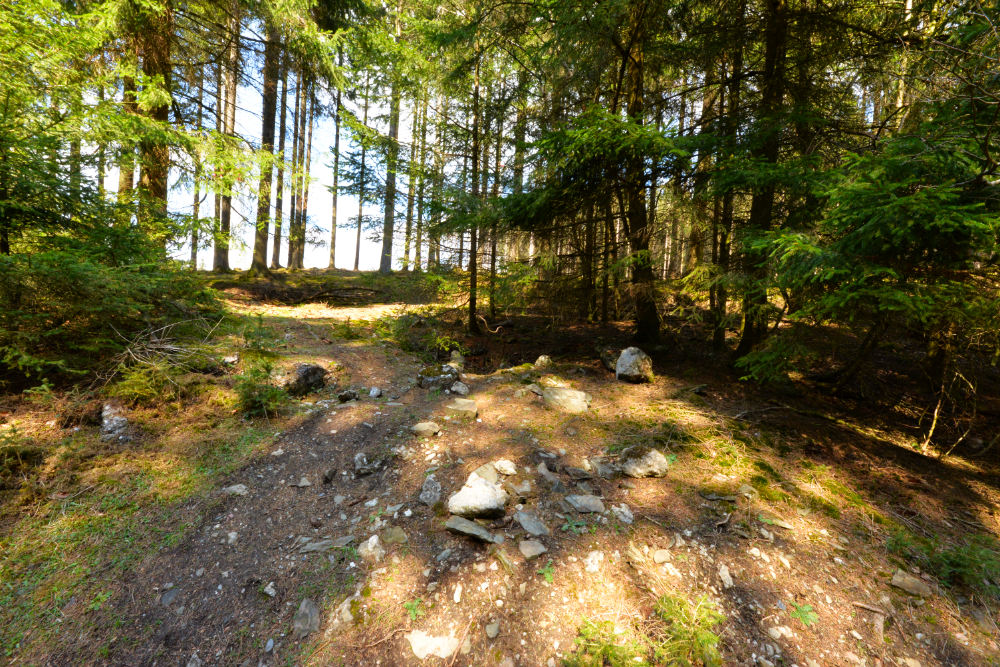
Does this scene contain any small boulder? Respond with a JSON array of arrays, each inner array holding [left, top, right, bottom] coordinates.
[[534, 355, 553, 368], [338, 389, 359, 402], [285, 363, 328, 396], [418, 364, 460, 390], [493, 459, 517, 476], [541, 387, 591, 414], [610, 503, 634, 524], [615, 347, 654, 383], [891, 569, 933, 597], [382, 526, 408, 545], [447, 475, 508, 518], [222, 483, 248, 496], [419, 474, 442, 505], [514, 510, 551, 536], [358, 535, 385, 562], [445, 398, 478, 419], [100, 403, 129, 442], [411, 421, 441, 437], [566, 494, 605, 513], [519, 539, 547, 560], [368, 386, 382, 399], [619, 445, 670, 478], [449, 381, 470, 396], [599, 348, 619, 373], [354, 451, 382, 476], [406, 630, 461, 660]]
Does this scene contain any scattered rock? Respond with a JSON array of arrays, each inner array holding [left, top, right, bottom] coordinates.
[[406, 630, 460, 660], [358, 535, 385, 562], [322, 468, 337, 484], [264, 638, 274, 653], [514, 510, 551, 536], [519, 540, 548, 560], [611, 503, 634, 524], [589, 457, 618, 479], [584, 550, 604, 572], [186, 653, 202, 667], [534, 355, 553, 368], [369, 386, 382, 399], [262, 582, 277, 597], [449, 350, 465, 370], [161, 588, 179, 606], [719, 565, 734, 589], [565, 466, 592, 480], [292, 598, 320, 639], [445, 398, 478, 419], [222, 484, 248, 496], [541, 387, 591, 414], [485, 621, 500, 639], [310, 517, 322, 529], [354, 451, 382, 476], [285, 364, 328, 397], [100, 403, 129, 442], [447, 475, 508, 518], [653, 549, 670, 564], [332, 535, 355, 548], [382, 526, 408, 545], [891, 569, 933, 597], [222, 353, 239, 366], [445, 516, 500, 543], [600, 348, 620, 373], [300, 539, 336, 554], [470, 462, 499, 484], [411, 421, 441, 437], [226, 531, 238, 545], [419, 474, 442, 505], [616, 347, 654, 383], [338, 389, 359, 402], [493, 459, 517, 476], [418, 364, 460, 390], [293, 476, 311, 487], [619, 445, 670, 478], [450, 381, 470, 396], [566, 494, 605, 513]]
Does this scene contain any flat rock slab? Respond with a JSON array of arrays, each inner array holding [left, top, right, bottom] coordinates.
[[292, 598, 320, 639], [891, 569, 933, 597], [519, 539, 548, 559], [445, 516, 500, 543], [542, 387, 591, 414], [566, 494, 605, 513], [406, 630, 460, 659], [445, 398, 478, 419], [222, 484, 248, 496], [514, 510, 551, 536], [411, 421, 441, 437]]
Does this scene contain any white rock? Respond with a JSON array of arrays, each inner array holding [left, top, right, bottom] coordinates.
[[447, 475, 508, 518], [358, 535, 385, 562], [406, 630, 460, 659], [493, 459, 517, 476], [222, 484, 248, 496], [610, 503, 634, 524], [719, 565, 734, 588], [615, 347, 654, 383]]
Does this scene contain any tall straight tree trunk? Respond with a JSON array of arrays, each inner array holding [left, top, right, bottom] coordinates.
[[354, 74, 370, 271], [414, 94, 428, 272], [138, 1, 173, 239], [212, 61, 225, 269], [250, 25, 279, 275], [468, 40, 482, 334], [402, 98, 420, 270], [429, 97, 447, 270], [289, 73, 308, 269], [378, 6, 403, 274], [284, 67, 301, 268], [271, 56, 288, 268], [734, 0, 788, 358], [191, 66, 204, 269], [623, 0, 660, 342], [117, 74, 137, 208], [215, 12, 239, 271], [329, 50, 342, 269], [294, 90, 314, 269], [489, 113, 502, 321]]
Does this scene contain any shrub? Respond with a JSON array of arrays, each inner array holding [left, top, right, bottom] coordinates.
[[234, 361, 287, 417]]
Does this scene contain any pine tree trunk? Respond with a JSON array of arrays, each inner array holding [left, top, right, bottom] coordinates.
[[379, 5, 402, 274], [354, 74, 370, 271], [117, 74, 137, 208], [402, 98, 419, 271], [138, 0, 173, 238], [191, 66, 204, 270], [250, 25, 279, 275], [215, 12, 239, 272], [329, 50, 342, 269], [468, 45, 482, 334], [413, 94, 428, 272], [271, 56, 288, 269]]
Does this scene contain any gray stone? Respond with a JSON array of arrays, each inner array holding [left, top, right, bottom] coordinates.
[[419, 474, 442, 505], [100, 403, 129, 442], [382, 526, 408, 545], [445, 398, 478, 419], [610, 503, 634, 524], [222, 483, 248, 496], [445, 516, 500, 543], [411, 421, 441, 437], [358, 535, 385, 562], [285, 364, 328, 397], [619, 446, 670, 478], [265, 638, 274, 653], [470, 463, 499, 484], [519, 540, 547, 560], [590, 457, 618, 479], [354, 451, 381, 476], [600, 348, 619, 373], [534, 355, 553, 368], [293, 476, 311, 487], [369, 386, 382, 398], [323, 468, 337, 484], [447, 475, 508, 518], [418, 364, 460, 390], [338, 389, 359, 402], [566, 494, 605, 513], [292, 598, 320, 639], [615, 347, 654, 383], [406, 630, 461, 659], [485, 621, 501, 639], [450, 350, 465, 369], [565, 466, 592, 480], [161, 588, 179, 606], [332, 535, 356, 548], [300, 539, 335, 554], [542, 387, 590, 414], [719, 565, 734, 588], [450, 381, 470, 396], [514, 510, 550, 536], [891, 569, 933, 597]]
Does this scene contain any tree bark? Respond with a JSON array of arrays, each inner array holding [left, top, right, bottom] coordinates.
[[378, 5, 402, 274], [250, 25, 279, 275], [329, 50, 342, 269], [354, 74, 370, 271], [214, 11, 239, 272], [402, 97, 420, 270], [137, 0, 173, 238], [271, 56, 288, 268]]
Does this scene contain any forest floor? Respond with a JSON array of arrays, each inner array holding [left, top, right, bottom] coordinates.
[[2, 272, 999, 667]]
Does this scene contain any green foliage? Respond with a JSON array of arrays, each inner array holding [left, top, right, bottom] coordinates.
[[108, 362, 179, 406], [565, 595, 724, 667], [887, 528, 1000, 599], [402, 598, 425, 621], [372, 307, 463, 361], [536, 559, 555, 583], [789, 603, 819, 627], [234, 361, 287, 418]]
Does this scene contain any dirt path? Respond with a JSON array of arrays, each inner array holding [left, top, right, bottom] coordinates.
[[24, 300, 1000, 667]]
